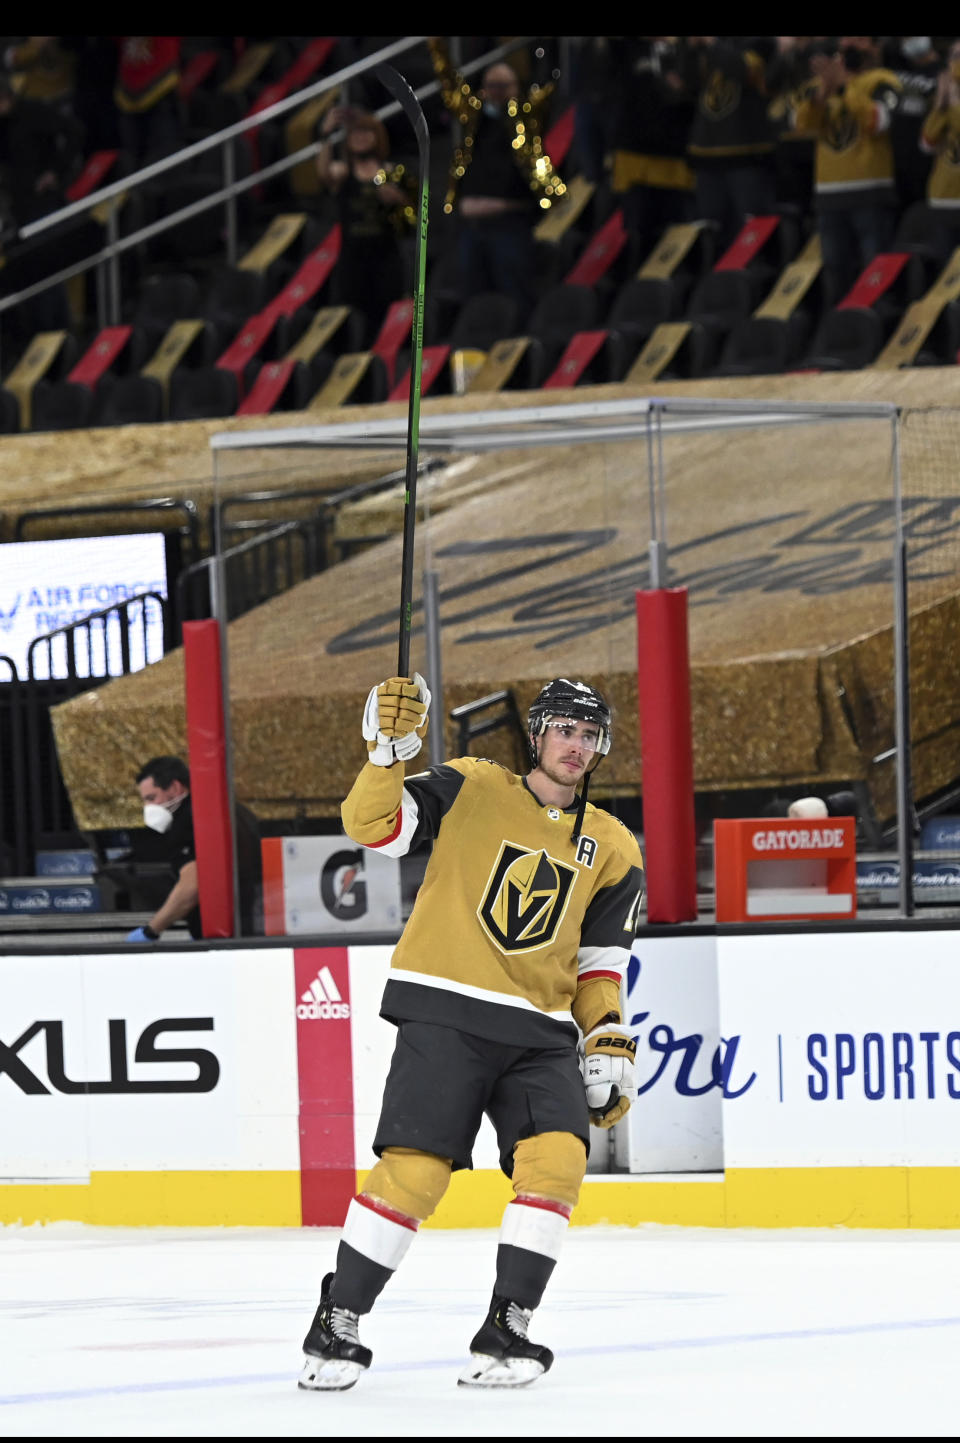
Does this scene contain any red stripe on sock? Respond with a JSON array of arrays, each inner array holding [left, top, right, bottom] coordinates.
[[512, 1194, 573, 1220], [354, 1192, 419, 1231]]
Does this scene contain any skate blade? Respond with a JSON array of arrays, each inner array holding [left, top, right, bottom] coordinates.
[[298, 1355, 364, 1391], [457, 1353, 545, 1388]]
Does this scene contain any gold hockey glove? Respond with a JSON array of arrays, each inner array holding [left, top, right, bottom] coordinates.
[[362, 672, 431, 766]]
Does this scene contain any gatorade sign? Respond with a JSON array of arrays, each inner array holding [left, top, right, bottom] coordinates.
[[261, 836, 401, 936]]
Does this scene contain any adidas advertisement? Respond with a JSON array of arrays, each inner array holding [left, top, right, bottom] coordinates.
[[297, 962, 350, 1020]]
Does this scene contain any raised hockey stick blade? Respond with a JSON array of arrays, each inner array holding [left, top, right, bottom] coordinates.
[[375, 63, 430, 679]]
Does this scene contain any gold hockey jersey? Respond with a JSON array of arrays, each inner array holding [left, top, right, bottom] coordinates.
[[794, 69, 902, 209], [342, 757, 645, 1047], [922, 104, 960, 209]]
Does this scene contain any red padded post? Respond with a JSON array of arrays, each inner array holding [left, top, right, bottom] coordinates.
[[636, 587, 698, 922], [183, 620, 235, 937]]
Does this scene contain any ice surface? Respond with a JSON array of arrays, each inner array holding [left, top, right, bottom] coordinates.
[[2, 1222, 959, 1436]]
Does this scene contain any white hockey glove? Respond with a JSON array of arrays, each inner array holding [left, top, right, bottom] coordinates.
[[582, 1024, 637, 1130], [362, 672, 431, 767]]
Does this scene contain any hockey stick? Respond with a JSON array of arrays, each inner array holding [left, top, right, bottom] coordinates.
[[375, 63, 430, 678]]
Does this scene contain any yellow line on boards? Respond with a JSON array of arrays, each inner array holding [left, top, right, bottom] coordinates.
[[0, 1172, 302, 1228], [4, 1168, 960, 1230]]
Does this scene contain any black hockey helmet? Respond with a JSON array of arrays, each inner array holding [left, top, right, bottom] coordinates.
[[528, 678, 612, 764], [528, 678, 612, 843]]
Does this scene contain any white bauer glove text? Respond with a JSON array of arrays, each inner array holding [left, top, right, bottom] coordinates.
[[362, 672, 432, 767], [582, 1023, 637, 1129]]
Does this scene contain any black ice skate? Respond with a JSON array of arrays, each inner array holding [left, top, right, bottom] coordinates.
[[299, 1272, 372, 1391], [458, 1293, 554, 1388]]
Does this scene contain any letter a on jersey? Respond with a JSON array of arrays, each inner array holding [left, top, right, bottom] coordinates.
[[478, 841, 577, 953]]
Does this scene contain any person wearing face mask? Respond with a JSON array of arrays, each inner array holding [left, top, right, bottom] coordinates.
[[920, 40, 960, 259], [125, 755, 262, 943], [428, 38, 565, 317], [315, 106, 417, 346], [792, 37, 903, 298]]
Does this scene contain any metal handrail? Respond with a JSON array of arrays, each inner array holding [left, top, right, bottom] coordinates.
[[449, 689, 526, 757], [0, 36, 535, 338], [14, 496, 202, 562], [25, 590, 169, 682], [18, 37, 425, 241]]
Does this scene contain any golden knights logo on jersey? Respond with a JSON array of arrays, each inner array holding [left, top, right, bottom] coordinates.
[[824, 107, 858, 152], [478, 841, 578, 954], [701, 69, 740, 121]]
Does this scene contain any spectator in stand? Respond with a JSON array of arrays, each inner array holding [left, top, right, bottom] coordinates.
[[608, 37, 695, 268], [766, 36, 822, 214], [0, 72, 78, 225], [114, 36, 181, 164], [684, 37, 777, 252], [0, 73, 83, 341], [792, 37, 902, 299], [316, 105, 416, 345], [1, 36, 75, 107], [429, 37, 565, 318], [885, 36, 940, 209], [67, 37, 120, 151], [569, 37, 611, 186], [920, 40, 960, 259]]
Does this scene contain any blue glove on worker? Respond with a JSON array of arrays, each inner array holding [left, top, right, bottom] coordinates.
[[126, 926, 159, 943]]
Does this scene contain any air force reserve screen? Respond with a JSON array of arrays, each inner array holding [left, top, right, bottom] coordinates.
[[0, 533, 168, 680]]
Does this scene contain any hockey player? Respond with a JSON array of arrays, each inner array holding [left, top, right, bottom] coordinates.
[[299, 675, 644, 1390]]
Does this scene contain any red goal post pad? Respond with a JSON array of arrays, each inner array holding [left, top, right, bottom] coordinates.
[[714, 816, 857, 923], [183, 620, 235, 938]]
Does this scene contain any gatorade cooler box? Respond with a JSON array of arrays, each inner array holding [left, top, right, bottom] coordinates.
[[714, 817, 857, 922]]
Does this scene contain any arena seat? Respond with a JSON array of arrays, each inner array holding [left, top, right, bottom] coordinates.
[[94, 376, 165, 426], [447, 293, 519, 353], [625, 320, 715, 383], [0, 386, 21, 433], [685, 269, 765, 368], [527, 285, 601, 369], [309, 351, 390, 407], [276, 305, 365, 360], [236, 358, 329, 415], [914, 299, 960, 364], [146, 176, 229, 262], [464, 336, 548, 393], [134, 275, 203, 350], [805, 307, 885, 370], [169, 366, 239, 420], [894, 201, 947, 264], [688, 269, 765, 326], [203, 268, 274, 344], [605, 277, 685, 366], [712, 315, 812, 377], [2, 331, 79, 429], [837, 253, 926, 327], [31, 380, 95, 431], [543, 330, 617, 387]]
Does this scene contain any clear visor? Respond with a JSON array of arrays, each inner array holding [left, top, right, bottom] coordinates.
[[541, 718, 609, 754]]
